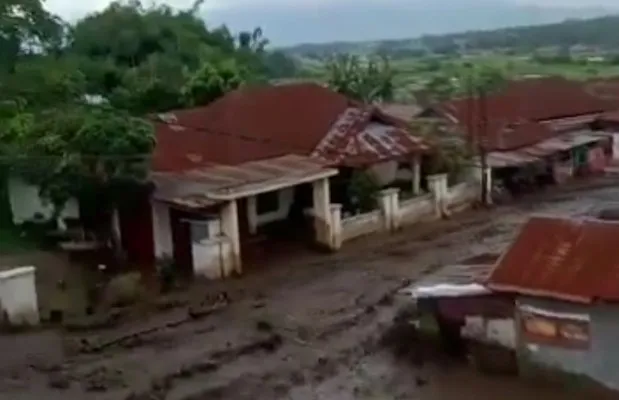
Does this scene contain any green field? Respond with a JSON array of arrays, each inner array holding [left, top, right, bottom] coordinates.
[[296, 53, 619, 102]]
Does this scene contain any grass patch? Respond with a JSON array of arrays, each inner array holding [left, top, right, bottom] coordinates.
[[0, 228, 36, 255]]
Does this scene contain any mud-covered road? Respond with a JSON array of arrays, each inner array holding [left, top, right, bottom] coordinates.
[[2, 181, 619, 400]]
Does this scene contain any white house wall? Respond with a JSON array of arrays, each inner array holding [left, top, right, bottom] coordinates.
[[152, 200, 173, 259], [247, 188, 294, 232], [0, 266, 39, 326], [8, 177, 79, 225]]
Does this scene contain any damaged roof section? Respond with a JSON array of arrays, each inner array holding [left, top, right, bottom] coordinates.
[[152, 83, 428, 172], [312, 107, 428, 166], [488, 216, 619, 303]]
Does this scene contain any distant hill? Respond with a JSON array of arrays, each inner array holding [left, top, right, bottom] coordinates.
[[279, 13, 619, 58], [205, 0, 615, 47]]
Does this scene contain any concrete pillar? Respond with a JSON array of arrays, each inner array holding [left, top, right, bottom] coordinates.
[[612, 134, 619, 160], [411, 155, 421, 195], [469, 165, 492, 205], [152, 200, 173, 259], [330, 204, 343, 250], [427, 174, 448, 218], [312, 178, 333, 249], [246, 195, 258, 235], [483, 166, 493, 205], [378, 188, 400, 232], [220, 200, 241, 274]]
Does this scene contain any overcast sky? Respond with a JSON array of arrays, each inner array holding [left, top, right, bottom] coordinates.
[[45, 0, 616, 19]]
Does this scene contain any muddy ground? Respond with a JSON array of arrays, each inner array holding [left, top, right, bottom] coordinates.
[[2, 181, 619, 400]]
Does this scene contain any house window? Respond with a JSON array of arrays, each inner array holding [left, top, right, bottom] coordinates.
[[256, 191, 280, 215]]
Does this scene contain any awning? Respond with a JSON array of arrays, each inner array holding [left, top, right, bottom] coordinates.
[[399, 263, 496, 300], [481, 130, 609, 168], [152, 154, 339, 204]]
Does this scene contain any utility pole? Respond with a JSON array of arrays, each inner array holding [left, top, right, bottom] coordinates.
[[478, 90, 489, 206], [465, 64, 490, 206]]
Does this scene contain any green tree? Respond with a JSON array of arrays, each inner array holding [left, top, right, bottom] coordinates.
[[326, 54, 394, 103], [2, 102, 154, 247], [0, 0, 62, 73], [181, 58, 247, 106]]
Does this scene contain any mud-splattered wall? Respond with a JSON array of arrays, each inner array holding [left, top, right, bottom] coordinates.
[[517, 296, 619, 392]]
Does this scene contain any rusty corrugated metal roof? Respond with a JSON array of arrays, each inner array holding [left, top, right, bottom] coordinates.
[[487, 216, 619, 303], [152, 84, 427, 172], [436, 77, 618, 151], [311, 108, 427, 166], [483, 130, 606, 168], [152, 154, 338, 200]]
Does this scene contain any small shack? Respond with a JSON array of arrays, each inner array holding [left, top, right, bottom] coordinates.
[[400, 254, 517, 373], [487, 216, 619, 392]]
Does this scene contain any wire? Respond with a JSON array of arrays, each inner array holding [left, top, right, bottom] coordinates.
[[0, 95, 428, 162]]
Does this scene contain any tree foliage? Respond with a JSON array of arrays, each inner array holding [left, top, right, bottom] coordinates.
[[326, 54, 394, 103], [0, 0, 62, 73], [0, 0, 287, 240], [410, 117, 472, 180], [417, 64, 507, 104]]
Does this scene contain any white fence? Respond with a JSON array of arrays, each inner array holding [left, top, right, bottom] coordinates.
[[334, 174, 480, 247]]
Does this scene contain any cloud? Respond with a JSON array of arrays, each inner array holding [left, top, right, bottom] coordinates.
[[45, 0, 199, 19]]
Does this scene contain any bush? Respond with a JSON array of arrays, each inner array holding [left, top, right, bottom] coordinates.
[[101, 272, 145, 308]]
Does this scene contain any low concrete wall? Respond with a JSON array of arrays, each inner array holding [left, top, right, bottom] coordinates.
[[192, 237, 235, 280], [341, 210, 382, 242], [447, 182, 479, 211], [399, 193, 435, 226], [0, 266, 39, 326], [334, 175, 480, 246]]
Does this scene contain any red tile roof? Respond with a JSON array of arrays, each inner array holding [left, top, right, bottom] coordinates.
[[487, 216, 619, 303], [151, 83, 426, 172], [437, 77, 618, 151]]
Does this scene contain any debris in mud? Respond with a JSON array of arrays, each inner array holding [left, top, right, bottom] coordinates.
[[174, 364, 195, 379], [252, 300, 266, 309], [378, 292, 394, 306], [192, 360, 219, 373], [62, 308, 124, 332], [313, 356, 338, 382], [154, 295, 188, 311], [101, 272, 147, 308], [255, 319, 274, 333], [82, 366, 126, 392], [415, 376, 428, 387], [47, 372, 71, 390], [187, 296, 228, 320], [289, 370, 306, 385], [211, 333, 283, 362], [380, 305, 425, 366]]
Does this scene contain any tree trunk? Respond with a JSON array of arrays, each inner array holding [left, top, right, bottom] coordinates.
[[0, 166, 13, 228]]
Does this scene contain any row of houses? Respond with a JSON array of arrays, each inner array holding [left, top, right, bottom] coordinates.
[[404, 214, 619, 393], [7, 77, 619, 281], [423, 76, 619, 201]]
